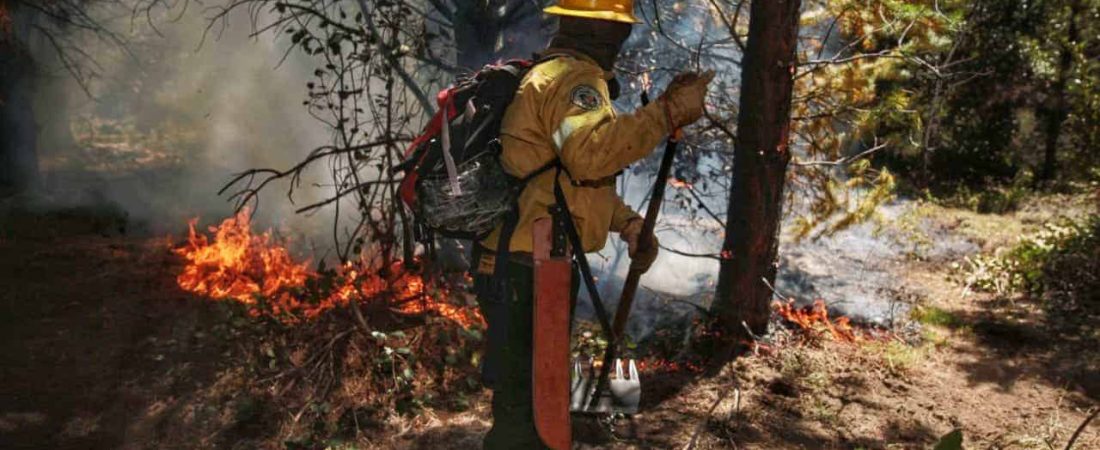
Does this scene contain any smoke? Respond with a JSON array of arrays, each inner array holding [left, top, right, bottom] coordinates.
[[25, 3, 336, 251], [15, 1, 967, 338], [563, 2, 739, 342], [567, 1, 962, 342]]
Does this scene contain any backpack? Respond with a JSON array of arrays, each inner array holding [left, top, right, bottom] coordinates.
[[394, 59, 557, 241]]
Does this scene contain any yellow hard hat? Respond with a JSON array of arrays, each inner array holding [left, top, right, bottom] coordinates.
[[543, 0, 640, 24]]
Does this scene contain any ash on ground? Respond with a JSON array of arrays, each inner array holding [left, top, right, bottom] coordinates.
[[572, 199, 977, 345]]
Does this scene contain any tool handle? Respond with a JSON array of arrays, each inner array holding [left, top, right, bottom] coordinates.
[[612, 270, 643, 336], [591, 84, 682, 410], [611, 130, 680, 342]]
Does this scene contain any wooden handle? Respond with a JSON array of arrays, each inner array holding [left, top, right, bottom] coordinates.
[[611, 134, 680, 343]]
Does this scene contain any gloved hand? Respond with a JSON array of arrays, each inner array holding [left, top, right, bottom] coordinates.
[[657, 70, 716, 131], [620, 218, 659, 273]]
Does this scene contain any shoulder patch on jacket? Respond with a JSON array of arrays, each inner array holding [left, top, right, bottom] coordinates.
[[570, 85, 602, 111]]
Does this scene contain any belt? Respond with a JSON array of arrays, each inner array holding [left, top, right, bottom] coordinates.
[[475, 244, 533, 274], [526, 160, 620, 189], [569, 174, 618, 188]]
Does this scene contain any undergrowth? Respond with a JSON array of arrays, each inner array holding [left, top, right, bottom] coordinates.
[[933, 184, 1030, 214], [204, 291, 485, 447], [957, 214, 1099, 321]]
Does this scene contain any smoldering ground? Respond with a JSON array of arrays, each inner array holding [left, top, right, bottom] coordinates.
[[582, 185, 978, 344]]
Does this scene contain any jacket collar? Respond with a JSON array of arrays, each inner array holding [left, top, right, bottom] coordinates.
[[541, 47, 615, 80]]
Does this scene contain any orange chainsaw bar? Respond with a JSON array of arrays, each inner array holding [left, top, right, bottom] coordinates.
[[531, 217, 572, 449]]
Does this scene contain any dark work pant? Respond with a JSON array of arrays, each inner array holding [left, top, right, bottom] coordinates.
[[475, 261, 548, 449], [476, 257, 581, 449]]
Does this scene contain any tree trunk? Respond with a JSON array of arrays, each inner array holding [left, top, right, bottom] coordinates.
[[0, 5, 39, 196], [1036, 0, 1080, 187], [712, 0, 802, 339], [452, 0, 549, 71]]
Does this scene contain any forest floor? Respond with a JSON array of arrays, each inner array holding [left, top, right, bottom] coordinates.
[[0, 192, 1097, 449]]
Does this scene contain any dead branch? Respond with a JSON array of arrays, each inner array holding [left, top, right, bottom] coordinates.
[[659, 243, 721, 260], [354, 0, 434, 115], [218, 139, 400, 213], [677, 179, 727, 228], [681, 0, 748, 57], [791, 141, 887, 168], [1065, 407, 1099, 450], [684, 388, 727, 450], [295, 179, 401, 215]]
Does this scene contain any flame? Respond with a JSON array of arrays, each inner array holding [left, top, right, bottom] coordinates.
[[174, 208, 312, 317], [774, 299, 855, 342], [390, 272, 484, 328], [640, 72, 652, 93], [635, 358, 703, 373], [174, 209, 483, 327], [667, 177, 693, 189]]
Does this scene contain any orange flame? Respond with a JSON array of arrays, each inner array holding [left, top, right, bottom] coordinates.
[[635, 359, 703, 373], [667, 177, 693, 189], [774, 299, 856, 342], [174, 209, 483, 327], [640, 72, 652, 93], [174, 208, 313, 317]]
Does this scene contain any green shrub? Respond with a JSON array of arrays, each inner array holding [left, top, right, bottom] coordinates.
[[960, 214, 1099, 316], [910, 306, 965, 329], [936, 183, 1029, 214]]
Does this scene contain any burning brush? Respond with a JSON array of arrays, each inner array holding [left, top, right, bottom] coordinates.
[[173, 208, 483, 327], [773, 299, 857, 342]]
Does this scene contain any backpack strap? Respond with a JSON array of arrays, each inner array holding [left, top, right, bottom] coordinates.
[[534, 52, 569, 64], [549, 167, 617, 410], [524, 156, 621, 185], [549, 168, 613, 335], [519, 158, 561, 184]]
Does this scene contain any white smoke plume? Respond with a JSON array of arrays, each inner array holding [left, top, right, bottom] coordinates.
[[23, 3, 342, 253]]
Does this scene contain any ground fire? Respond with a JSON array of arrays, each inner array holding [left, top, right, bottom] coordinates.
[[773, 299, 857, 342], [173, 208, 483, 327]]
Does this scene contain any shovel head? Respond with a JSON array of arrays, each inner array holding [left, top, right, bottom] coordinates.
[[532, 218, 571, 449], [609, 359, 642, 414], [570, 358, 642, 415]]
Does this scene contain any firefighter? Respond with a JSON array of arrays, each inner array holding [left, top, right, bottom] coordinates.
[[472, 0, 713, 447]]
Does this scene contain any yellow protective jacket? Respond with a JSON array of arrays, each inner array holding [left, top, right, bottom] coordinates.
[[478, 49, 671, 271]]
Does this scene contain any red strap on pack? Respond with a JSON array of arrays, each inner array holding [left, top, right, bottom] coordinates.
[[398, 59, 538, 209], [398, 87, 460, 208]]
